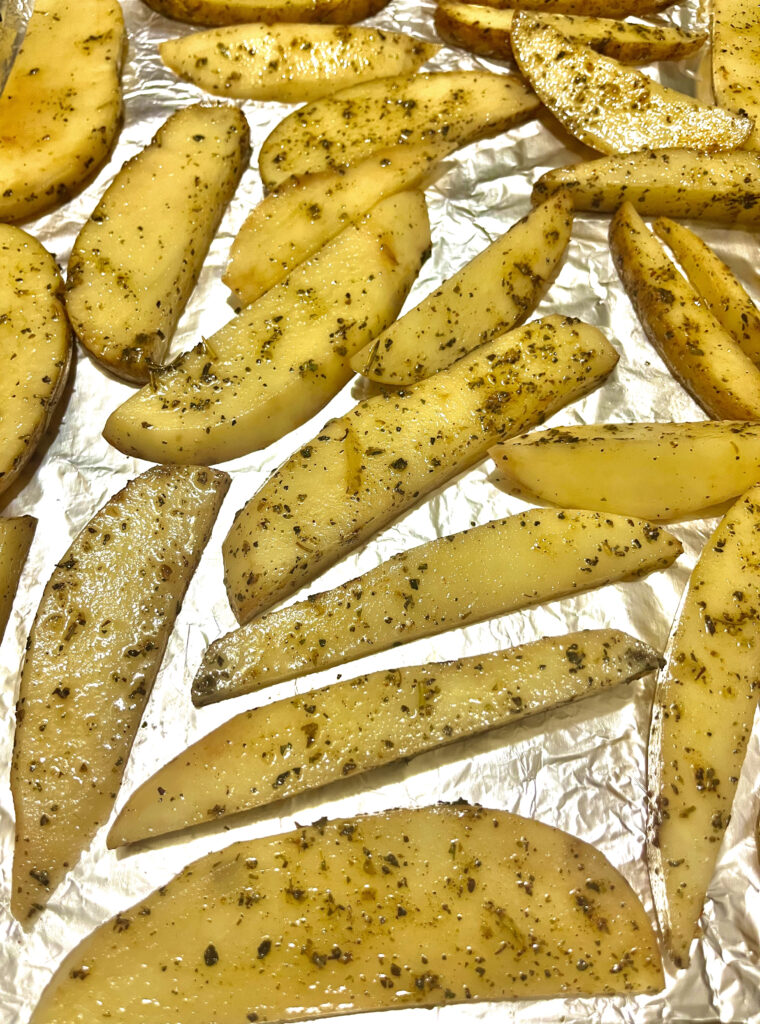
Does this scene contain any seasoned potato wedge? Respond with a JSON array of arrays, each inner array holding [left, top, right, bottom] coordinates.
[[0, 0, 124, 222], [160, 25, 439, 102], [648, 484, 760, 966], [10, 466, 229, 925], [34, 804, 663, 1024], [258, 70, 540, 189], [115, 630, 661, 842], [225, 142, 450, 306], [448, 0, 675, 14], [511, 15, 751, 155], [142, 0, 390, 24], [610, 203, 760, 418], [66, 105, 250, 384], [0, 517, 36, 645], [103, 192, 430, 464], [223, 315, 618, 623], [712, 0, 760, 150], [197, 510, 679, 703], [491, 421, 760, 520], [350, 191, 573, 384], [434, 3, 706, 64], [0, 226, 73, 499]]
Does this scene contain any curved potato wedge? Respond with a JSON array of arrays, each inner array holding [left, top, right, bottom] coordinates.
[[10, 465, 229, 926], [511, 14, 751, 155], [0, 517, 36, 645], [0, 0, 124, 222], [66, 105, 250, 383], [142, 0, 390, 24], [446, 0, 675, 14], [0, 225, 73, 499], [103, 191, 430, 464], [258, 70, 540, 189], [712, 0, 760, 151]]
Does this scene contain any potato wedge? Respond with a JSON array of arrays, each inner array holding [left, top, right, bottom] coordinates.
[[511, 15, 751, 156], [0, 516, 36, 645], [103, 191, 430, 464], [10, 465, 229, 926], [115, 629, 661, 843], [225, 142, 450, 306], [258, 70, 540, 189], [223, 315, 618, 623], [0, 0, 124, 222], [648, 484, 760, 966], [350, 191, 573, 385], [491, 421, 760, 520], [66, 105, 250, 384], [0, 225, 73, 499], [712, 0, 760, 151], [610, 203, 760, 419], [653, 218, 760, 366], [142, 0, 390, 24], [197, 510, 679, 704], [533, 149, 760, 224], [434, 3, 706, 64], [448, 0, 675, 15], [160, 25, 439, 102]]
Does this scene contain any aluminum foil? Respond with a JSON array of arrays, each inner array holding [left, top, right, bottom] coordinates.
[[1, 1, 759, 1021]]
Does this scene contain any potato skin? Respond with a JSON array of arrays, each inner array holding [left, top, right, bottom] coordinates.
[[142, 0, 391, 25]]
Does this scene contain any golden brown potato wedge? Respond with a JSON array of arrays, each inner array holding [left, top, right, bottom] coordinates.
[[448, 0, 675, 14], [712, 0, 760, 150], [0, 517, 36, 645], [142, 0, 390, 24]]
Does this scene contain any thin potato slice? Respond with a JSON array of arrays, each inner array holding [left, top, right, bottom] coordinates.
[[0, 517, 36, 645], [10, 465, 230, 926], [450, 0, 675, 15], [258, 70, 540, 189], [197, 510, 679, 704], [0, 0, 124, 222], [223, 315, 619, 623], [103, 191, 430, 464], [610, 202, 760, 419], [712, 0, 760, 151], [0, 225, 73, 499], [142, 0, 390, 24], [350, 191, 573, 384], [510, 14, 751, 155], [648, 484, 760, 966], [491, 421, 760, 520], [66, 105, 250, 384], [160, 25, 439, 102]]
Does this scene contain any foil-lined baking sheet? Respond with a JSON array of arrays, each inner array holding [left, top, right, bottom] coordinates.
[[2, 0, 759, 1021]]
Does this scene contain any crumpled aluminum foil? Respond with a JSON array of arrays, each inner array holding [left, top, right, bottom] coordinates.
[[1, 1, 759, 1021]]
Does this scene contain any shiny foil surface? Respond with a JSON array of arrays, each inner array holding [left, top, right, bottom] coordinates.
[[1, 0, 759, 1021]]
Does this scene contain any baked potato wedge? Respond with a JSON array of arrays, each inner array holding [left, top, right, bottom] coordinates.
[[0, 225, 73, 499], [142, 0, 390, 24], [0, 516, 36, 646], [0, 0, 124, 222], [258, 70, 540, 189], [103, 191, 430, 464], [223, 315, 619, 623], [447, 0, 676, 15], [10, 465, 229, 926], [350, 191, 573, 384], [712, 0, 760, 150]]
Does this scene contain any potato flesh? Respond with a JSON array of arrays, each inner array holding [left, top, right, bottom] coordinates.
[[223, 315, 618, 623], [0, 516, 36, 645], [66, 105, 250, 383], [648, 484, 760, 966], [258, 70, 540, 189], [197, 510, 679, 703], [0, 225, 73, 499], [511, 15, 750, 156], [10, 465, 229, 925], [160, 25, 439, 102], [103, 191, 430, 464], [610, 203, 760, 419], [0, 0, 124, 222], [712, 0, 760, 151], [142, 0, 390, 25]]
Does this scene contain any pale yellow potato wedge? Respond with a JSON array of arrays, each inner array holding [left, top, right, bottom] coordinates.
[[223, 315, 618, 623], [258, 70, 540, 189], [350, 191, 573, 385], [0, 0, 124, 222], [648, 484, 760, 966], [0, 517, 36, 645], [491, 421, 760, 520], [451, 0, 675, 15], [712, 0, 760, 150], [610, 203, 760, 419], [434, 3, 706, 64], [142, 0, 390, 24], [0, 226, 73, 499], [197, 510, 679, 703], [654, 218, 760, 366], [10, 465, 229, 926], [103, 191, 430, 464], [511, 14, 751, 156], [533, 149, 760, 224], [116, 629, 661, 843], [225, 142, 450, 306], [160, 25, 439, 102], [66, 105, 250, 384]]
